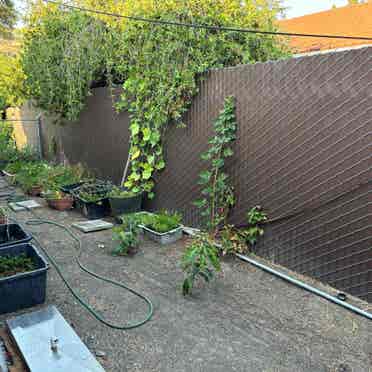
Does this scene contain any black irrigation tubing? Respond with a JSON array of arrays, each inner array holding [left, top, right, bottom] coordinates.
[[44, 0, 372, 41], [238, 178, 372, 228]]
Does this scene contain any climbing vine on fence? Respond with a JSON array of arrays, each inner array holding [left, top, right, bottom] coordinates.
[[21, 0, 290, 196]]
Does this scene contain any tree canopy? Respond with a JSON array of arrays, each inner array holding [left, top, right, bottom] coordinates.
[[21, 0, 290, 195]]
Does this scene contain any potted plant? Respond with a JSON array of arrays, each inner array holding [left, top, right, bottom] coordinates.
[[108, 186, 142, 216], [73, 181, 112, 219], [45, 190, 74, 211], [112, 214, 144, 256], [141, 211, 183, 245], [15, 162, 50, 196], [0, 243, 48, 314]]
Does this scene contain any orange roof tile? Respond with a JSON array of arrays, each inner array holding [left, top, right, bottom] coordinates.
[[278, 2, 372, 53]]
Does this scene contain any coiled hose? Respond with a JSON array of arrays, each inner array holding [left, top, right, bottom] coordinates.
[[6, 196, 154, 330]]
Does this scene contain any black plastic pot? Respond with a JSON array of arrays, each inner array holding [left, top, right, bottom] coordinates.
[[0, 243, 48, 314], [0, 224, 32, 249], [109, 194, 142, 216], [75, 197, 111, 220]]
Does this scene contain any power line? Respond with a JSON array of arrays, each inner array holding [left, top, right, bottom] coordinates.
[[43, 0, 372, 41]]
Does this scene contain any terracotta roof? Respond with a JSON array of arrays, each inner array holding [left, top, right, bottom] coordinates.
[[278, 2, 372, 53]]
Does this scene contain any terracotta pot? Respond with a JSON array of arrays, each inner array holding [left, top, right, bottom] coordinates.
[[47, 196, 74, 211], [28, 186, 43, 197]]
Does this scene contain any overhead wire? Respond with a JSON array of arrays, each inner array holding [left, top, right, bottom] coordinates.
[[43, 0, 372, 41]]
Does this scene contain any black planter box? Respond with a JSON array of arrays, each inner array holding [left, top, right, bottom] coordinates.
[[0, 243, 48, 314], [109, 194, 142, 216], [0, 224, 32, 249], [75, 197, 111, 220]]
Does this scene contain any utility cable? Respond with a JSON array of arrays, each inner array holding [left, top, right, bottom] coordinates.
[[43, 0, 372, 41]]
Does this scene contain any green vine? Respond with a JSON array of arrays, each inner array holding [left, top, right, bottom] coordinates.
[[194, 96, 237, 235], [21, 1, 290, 196]]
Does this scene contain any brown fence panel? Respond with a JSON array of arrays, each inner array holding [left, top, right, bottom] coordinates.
[[53, 47, 372, 302], [150, 47, 372, 302]]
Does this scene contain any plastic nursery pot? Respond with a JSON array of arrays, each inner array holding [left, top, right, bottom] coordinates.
[[28, 185, 43, 197], [109, 193, 143, 217], [142, 225, 183, 245], [47, 195, 74, 212], [75, 197, 111, 220], [0, 243, 48, 315], [0, 224, 32, 248]]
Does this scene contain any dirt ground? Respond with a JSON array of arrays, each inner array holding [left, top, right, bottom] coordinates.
[[0, 186, 371, 372]]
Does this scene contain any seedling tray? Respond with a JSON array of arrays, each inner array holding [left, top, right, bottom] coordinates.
[[0, 224, 32, 249], [0, 243, 48, 314], [60, 181, 85, 194]]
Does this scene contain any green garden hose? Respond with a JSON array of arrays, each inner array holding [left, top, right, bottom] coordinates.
[[9, 206, 154, 330]]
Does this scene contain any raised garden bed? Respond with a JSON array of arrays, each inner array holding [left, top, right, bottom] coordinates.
[[142, 225, 183, 245], [0, 224, 32, 249], [0, 243, 48, 314]]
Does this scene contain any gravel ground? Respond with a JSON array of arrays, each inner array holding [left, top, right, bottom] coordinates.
[[0, 189, 371, 372]]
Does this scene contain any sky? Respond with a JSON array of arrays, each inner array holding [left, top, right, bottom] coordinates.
[[13, 0, 351, 20], [284, 0, 349, 18]]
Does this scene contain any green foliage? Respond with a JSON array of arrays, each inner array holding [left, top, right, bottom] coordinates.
[[112, 213, 144, 256], [220, 206, 267, 255], [108, 186, 140, 199], [74, 180, 112, 203], [22, 10, 108, 120], [0, 0, 16, 37], [0, 120, 16, 161], [182, 233, 221, 296], [143, 210, 182, 233], [41, 164, 85, 193], [0, 253, 35, 278], [194, 96, 237, 235], [22, 0, 290, 195], [15, 161, 51, 192]]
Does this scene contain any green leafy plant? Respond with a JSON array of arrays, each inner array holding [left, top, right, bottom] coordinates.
[[0, 253, 35, 278], [15, 161, 51, 192], [112, 213, 144, 256], [108, 186, 140, 199], [22, 1, 290, 197], [245, 206, 268, 246], [182, 233, 221, 296], [194, 96, 237, 236], [74, 180, 112, 203], [143, 211, 182, 233], [220, 206, 268, 255]]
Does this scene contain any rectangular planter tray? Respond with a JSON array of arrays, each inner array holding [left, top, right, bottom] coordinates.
[[0, 224, 32, 249], [60, 181, 85, 194], [142, 225, 183, 245], [0, 243, 48, 314], [75, 197, 111, 220]]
